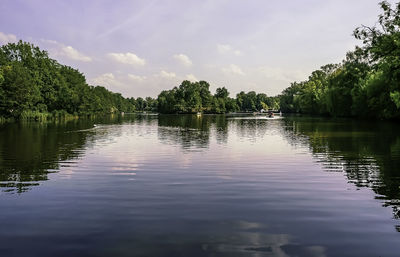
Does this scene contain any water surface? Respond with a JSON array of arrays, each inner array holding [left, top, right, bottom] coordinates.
[[0, 114, 399, 257]]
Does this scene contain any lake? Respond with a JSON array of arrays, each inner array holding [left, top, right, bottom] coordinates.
[[0, 114, 399, 257]]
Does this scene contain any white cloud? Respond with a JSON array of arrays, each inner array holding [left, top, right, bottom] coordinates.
[[108, 52, 145, 66], [0, 32, 17, 45], [90, 73, 116, 86], [217, 44, 242, 56], [185, 74, 198, 81], [89, 73, 137, 97], [217, 44, 232, 54], [41, 39, 58, 44], [257, 66, 307, 82], [233, 50, 242, 56], [159, 70, 176, 79], [128, 74, 146, 82], [173, 53, 193, 67], [60, 46, 92, 62], [40, 39, 92, 62], [88, 70, 183, 98], [223, 64, 245, 76]]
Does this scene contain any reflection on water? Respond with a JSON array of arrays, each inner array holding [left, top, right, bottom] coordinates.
[[0, 114, 400, 257], [158, 115, 212, 150], [0, 115, 157, 193], [157, 115, 230, 149], [280, 117, 400, 219], [0, 120, 90, 193]]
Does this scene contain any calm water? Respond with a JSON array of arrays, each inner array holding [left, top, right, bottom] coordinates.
[[0, 114, 399, 257]]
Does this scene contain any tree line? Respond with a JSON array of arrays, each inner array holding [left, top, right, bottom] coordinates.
[[0, 41, 279, 120], [0, 41, 145, 120], [279, 1, 400, 120], [156, 80, 278, 114]]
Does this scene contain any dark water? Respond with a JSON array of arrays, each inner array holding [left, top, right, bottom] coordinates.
[[0, 114, 399, 257]]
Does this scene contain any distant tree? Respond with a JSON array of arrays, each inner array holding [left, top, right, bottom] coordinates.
[[215, 87, 229, 99]]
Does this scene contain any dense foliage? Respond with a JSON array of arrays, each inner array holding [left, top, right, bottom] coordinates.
[[279, 1, 400, 119], [0, 41, 142, 120], [156, 80, 278, 114]]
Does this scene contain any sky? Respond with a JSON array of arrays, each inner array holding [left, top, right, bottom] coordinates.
[[0, 0, 391, 98]]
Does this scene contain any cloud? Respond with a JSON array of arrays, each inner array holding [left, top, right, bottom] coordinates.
[[233, 50, 242, 56], [217, 44, 242, 56], [128, 74, 146, 82], [40, 39, 92, 62], [222, 64, 245, 76], [89, 70, 183, 98], [60, 46, 92, 62], [159, 70, 176, 79], [108, 52, 145, 66], [217, 44, 232, 54], [41, 39, 58, 44], [0, 32, 17, 45], [185, 74, 198, 81], [89, 73, 137, 97], [173, 54, 192, 66], [257, 66, 307, 82], [90, 73, 117, 86]]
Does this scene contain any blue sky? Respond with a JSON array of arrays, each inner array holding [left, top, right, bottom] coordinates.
[[0, 0, 390, 97]]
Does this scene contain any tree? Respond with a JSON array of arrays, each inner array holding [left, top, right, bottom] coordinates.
[[256, 93, 268, 110], [0, 41, 136, 119], [215, 87, 229, 99], [353, 1, 400, 118], [0, 63, 40, 117]]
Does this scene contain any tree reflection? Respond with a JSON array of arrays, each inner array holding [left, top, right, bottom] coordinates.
[[0, 114, 146, 193], [0, 121, 88, 193], [156, 114, 277, 150], [232, 118, 271, 143], [214, 115, 229, 144], [281, 116, 400, 220], [157, 114, 225, 150]]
